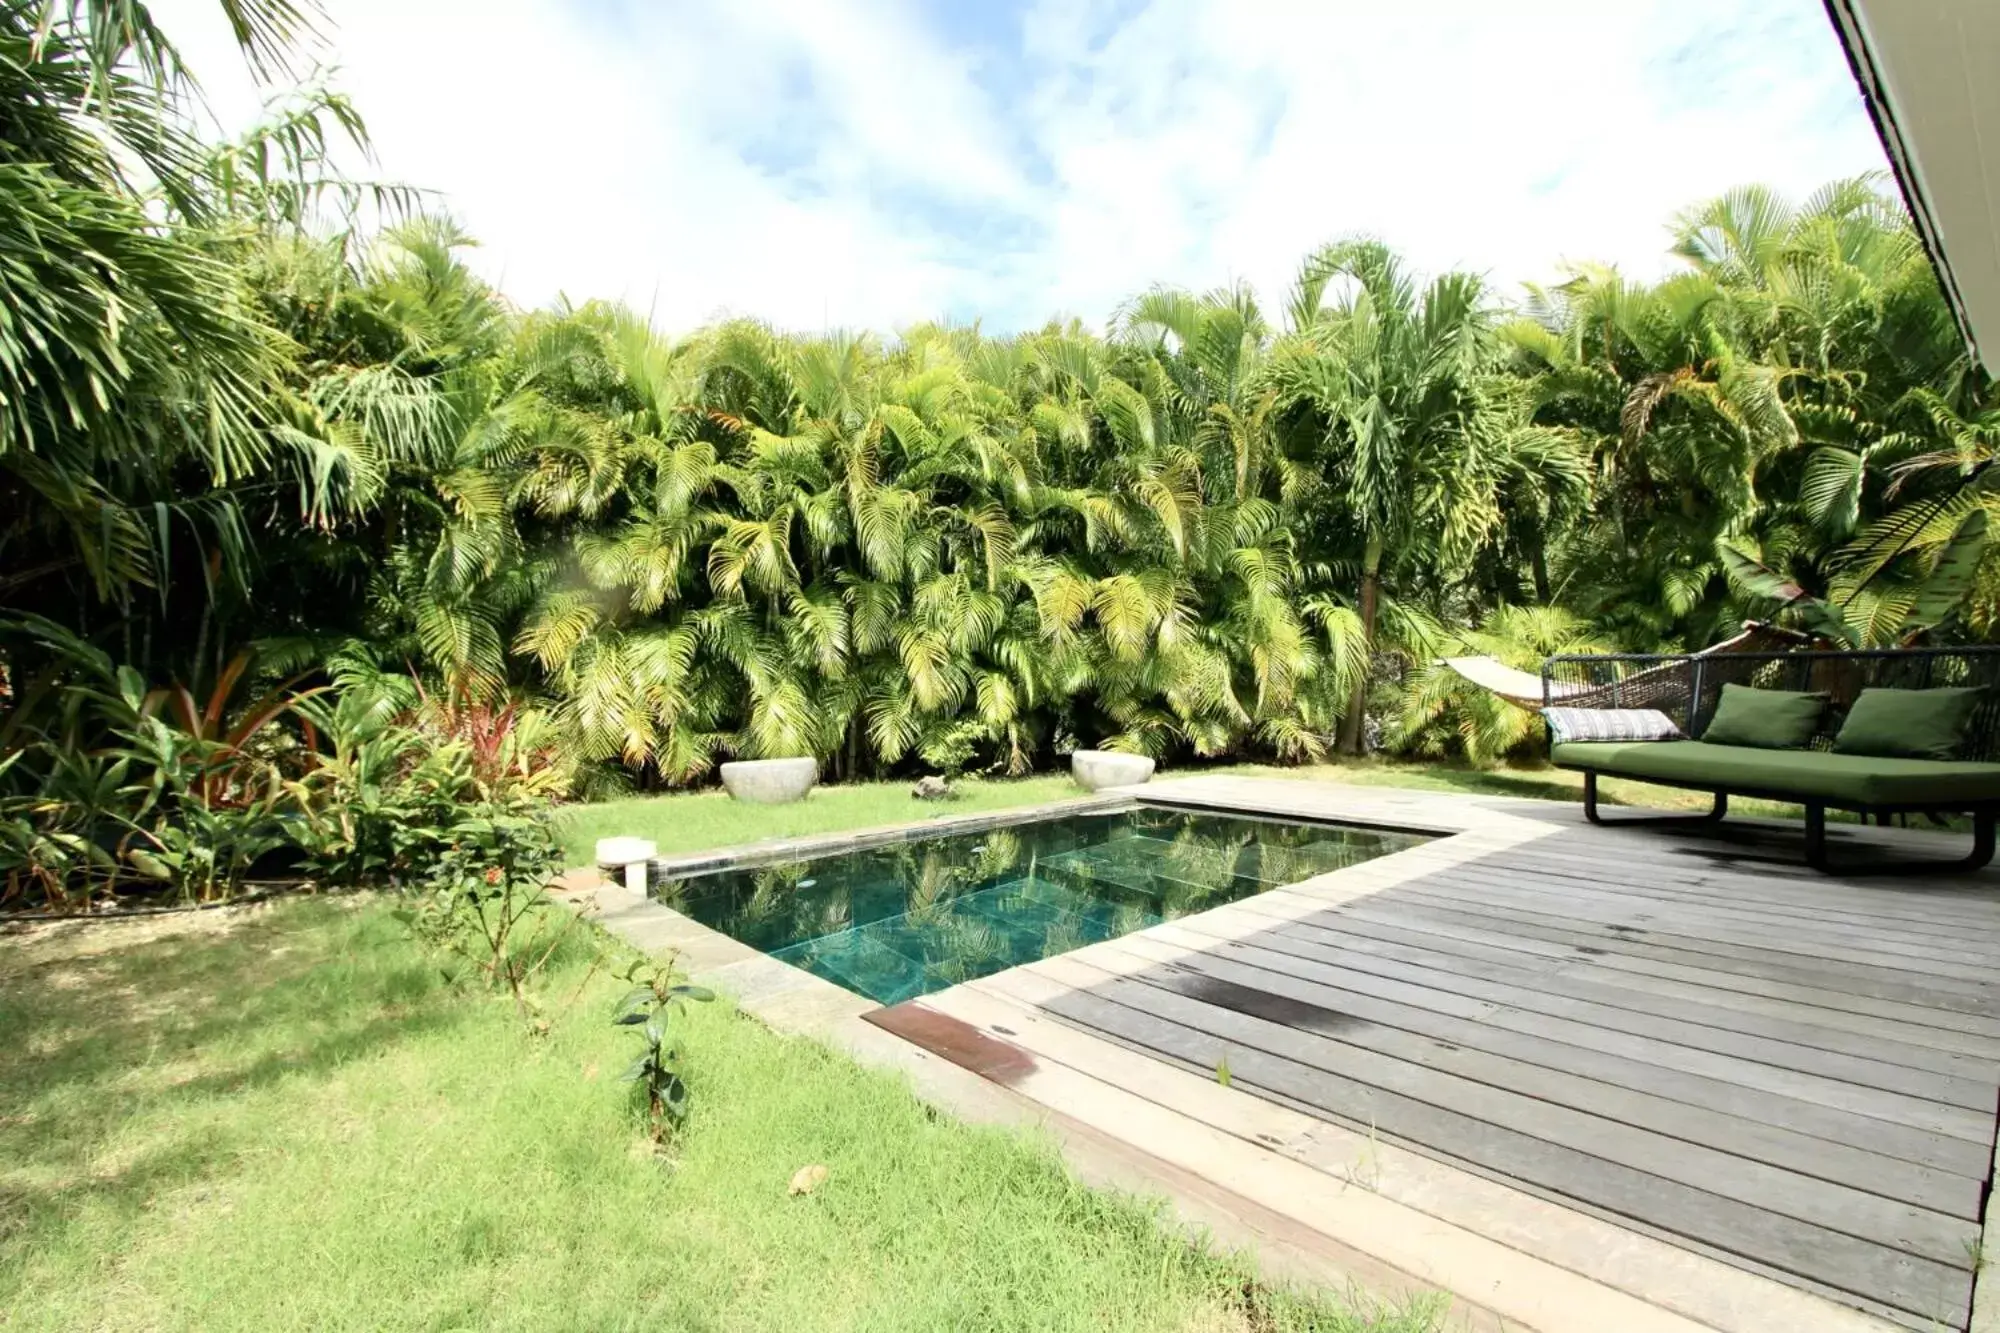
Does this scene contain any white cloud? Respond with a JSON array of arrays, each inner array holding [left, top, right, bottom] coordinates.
[[155, 0, 1890, 334]]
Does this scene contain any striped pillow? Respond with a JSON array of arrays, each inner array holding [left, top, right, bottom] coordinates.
[[1542, 707, 1684, 744]]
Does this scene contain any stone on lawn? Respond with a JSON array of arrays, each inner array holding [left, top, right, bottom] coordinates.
[[912, 775, 951, 800]]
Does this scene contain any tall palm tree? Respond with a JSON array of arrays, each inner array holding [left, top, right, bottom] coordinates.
[[1266, 240, 1498, 751]]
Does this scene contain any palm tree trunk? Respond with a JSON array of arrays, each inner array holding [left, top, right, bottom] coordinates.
[[1530, 540, 1551, 604], [1338, 532, 1382, 755]]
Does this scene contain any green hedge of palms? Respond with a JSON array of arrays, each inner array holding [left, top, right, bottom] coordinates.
[[4, 0, 1997, 802]]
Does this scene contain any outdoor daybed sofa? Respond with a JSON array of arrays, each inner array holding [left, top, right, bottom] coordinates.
[[1542, 646, 2000, 873]]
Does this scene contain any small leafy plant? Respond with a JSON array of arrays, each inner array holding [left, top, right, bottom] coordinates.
[[401, 802, 570, 1012], [612, 953, 713, 1144]]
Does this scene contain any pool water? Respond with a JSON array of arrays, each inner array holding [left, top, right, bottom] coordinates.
[[654, 804, 1428, 1006]]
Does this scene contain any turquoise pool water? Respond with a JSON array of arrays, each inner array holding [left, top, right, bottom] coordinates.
[[654, 804, 1428, 1006]]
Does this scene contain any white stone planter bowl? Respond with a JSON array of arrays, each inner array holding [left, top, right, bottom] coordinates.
[[720, 757, 819, 804], [1070, 749, 1155, 791]]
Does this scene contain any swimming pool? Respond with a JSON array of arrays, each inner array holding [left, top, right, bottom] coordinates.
[[653, 803, 1429, 1005]]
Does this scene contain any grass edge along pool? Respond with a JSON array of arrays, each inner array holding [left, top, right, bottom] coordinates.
[[652, 803, 1429, 1006]]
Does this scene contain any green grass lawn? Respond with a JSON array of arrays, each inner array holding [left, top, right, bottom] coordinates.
[[561, 757, 1829, 865], [0, 899, 1431, 1332], [559, 773, 1085, 864]]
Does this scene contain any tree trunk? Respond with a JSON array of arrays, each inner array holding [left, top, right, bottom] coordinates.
[[1338, 533, 1382, 756], [1530, 540, 1551, 604]]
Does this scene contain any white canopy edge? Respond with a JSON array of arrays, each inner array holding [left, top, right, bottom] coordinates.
[[1825, 0, 2000, 376]]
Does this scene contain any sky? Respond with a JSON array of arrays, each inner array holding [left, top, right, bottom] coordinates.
[[159, 0, 1893, 336]]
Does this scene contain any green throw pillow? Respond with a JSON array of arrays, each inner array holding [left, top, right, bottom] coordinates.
[[1831, 686, 1984, 760], [1699, 683, 1828, 750]]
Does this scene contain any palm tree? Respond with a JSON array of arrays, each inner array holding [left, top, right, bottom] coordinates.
[[1266, 241, 1498, 752], [1507, 178, 1990, 650], [1, 0, 417, 693]]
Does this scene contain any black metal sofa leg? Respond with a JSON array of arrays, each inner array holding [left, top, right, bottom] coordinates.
[[1804, 804, 1828, 871], [1804, 804, 1996, 875], [1581, 770, 1728, 826]]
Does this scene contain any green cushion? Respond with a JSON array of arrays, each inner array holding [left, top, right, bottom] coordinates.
[[1832, 687, 1983, 760], [1698, 683, 1827, 750], [1553, 739, 2000, 808]]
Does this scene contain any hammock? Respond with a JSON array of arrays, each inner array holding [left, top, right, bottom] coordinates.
[[1442, 622, 1810, 711]]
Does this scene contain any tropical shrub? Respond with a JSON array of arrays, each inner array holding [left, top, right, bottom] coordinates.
[[0, 616, 304, 906], [398, 799, 569, 1013], [0, 614, 568, 911]]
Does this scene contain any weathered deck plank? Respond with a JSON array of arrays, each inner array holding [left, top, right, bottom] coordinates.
[[1030, 960, 1975, 1321], [1213, 895, 2000, 1060], [1413, 854, 2000, 944], [1383, 872, 2000, 979], [936, 973, 1904, 1333], [1199, 909, 1998, 1078], [1092, 923, 1990, 1140], [1127, 926, 1992, 1184], [1100, 931, 1986, 1213], [1316, 894, 2000, 1040], [1359, 895, 2000, 1015], [1376, 862, 2000, 968], [1232, 918, 1998, 1097]]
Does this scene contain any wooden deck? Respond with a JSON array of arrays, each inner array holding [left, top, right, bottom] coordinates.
[[869, 778, 2000, 1333]]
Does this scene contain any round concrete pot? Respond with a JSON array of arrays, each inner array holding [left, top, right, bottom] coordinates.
[[1070, 749, 1156, 791], [720, 756, 819, 804]]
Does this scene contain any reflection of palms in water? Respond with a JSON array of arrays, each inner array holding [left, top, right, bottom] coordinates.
[[719, 809, 1416, 1005], [653, 878, 691, 913], [1041, 916, 1090, 959], [1107, 901, 1152, 938], [1150, 826, 1254, 916], [737, 865, 800, 933], [903, 850, 970, 927], [921, 915, 1006, 988], [971, 830, 1022, 884], [809, 890, 853, 939]]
